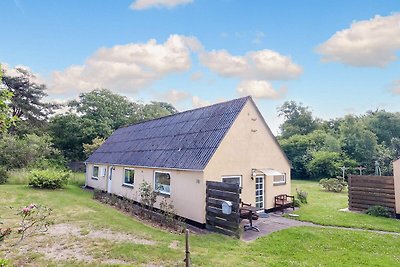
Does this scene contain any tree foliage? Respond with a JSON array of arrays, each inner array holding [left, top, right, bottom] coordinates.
[[0, 133, 64, 170], [278, 102, 400, 179], [278, 101, 319, 138], [1, 68, 56, 125], [0, 65, 18, 133], [49, 89, 177, 161], [83, 137, 105, 157]]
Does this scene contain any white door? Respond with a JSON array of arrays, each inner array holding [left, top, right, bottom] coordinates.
[[255, 175, 264, 209], [107, 166, 113, 193]]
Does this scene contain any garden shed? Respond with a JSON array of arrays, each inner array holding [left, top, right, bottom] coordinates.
[[85, 96, 291, 226]]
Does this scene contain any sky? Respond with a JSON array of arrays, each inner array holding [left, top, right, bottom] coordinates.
[[1, 0, 400, 134]]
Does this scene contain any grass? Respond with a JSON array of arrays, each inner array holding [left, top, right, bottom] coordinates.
[[0, 172, 399, 266], [7, 169, 85, 186], [291, 180, 400, 232]]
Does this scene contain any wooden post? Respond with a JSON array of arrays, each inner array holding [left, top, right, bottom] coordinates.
[[185, 229, 190, 267]]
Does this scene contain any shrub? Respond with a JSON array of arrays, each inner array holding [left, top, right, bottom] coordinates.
[[366, 206, 392, 218], [0, 167, 8, 184], [0, 258, 11, 267], [293, 199, 301, 208], [296, 188, 308, 204], [139, 181, 157, 208], [28, 169, 70, 189], [319, 178, 347, 192]]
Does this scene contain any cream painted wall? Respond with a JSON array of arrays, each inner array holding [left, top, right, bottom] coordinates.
[[393, 159, 400, 214], [85, 163, 107, 190], [204, 99, 291, 210], [86, 164, 205, 223]]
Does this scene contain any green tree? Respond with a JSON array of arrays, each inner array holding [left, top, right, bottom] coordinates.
[[0, 65, 17, 133], [132, 101, 178, 124], [1, 68, 56, 126], [48, 114, 111, 161], [0, 133, 63, 170], [364, 110, 400, 146], [83, 137, 105, 157], [306, 151, 357, 179], [277, 101, 319, 138], [279, 130, 341, 179], [68, 89, 139, 129], [339, 115, 378, 168]]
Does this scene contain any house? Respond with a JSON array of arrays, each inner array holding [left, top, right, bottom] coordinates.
[[85, 96, 291, 226], [391, 159, 400, 218]]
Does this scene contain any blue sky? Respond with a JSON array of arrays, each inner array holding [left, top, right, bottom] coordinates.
[[1, 0, 400, 133]]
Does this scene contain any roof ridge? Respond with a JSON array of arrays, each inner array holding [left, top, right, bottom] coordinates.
[[119, 95, 251, 129]]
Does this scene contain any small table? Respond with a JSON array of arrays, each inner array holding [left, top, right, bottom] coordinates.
[[240, 206, 260, 232]]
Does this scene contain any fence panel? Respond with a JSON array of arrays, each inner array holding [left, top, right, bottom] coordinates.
[[205, 181, 241, 237], [349, 175, 395, 212]]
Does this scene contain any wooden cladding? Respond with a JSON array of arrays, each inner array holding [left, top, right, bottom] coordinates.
[[348, 175, 395, 212], [205, 181, 241, 237]]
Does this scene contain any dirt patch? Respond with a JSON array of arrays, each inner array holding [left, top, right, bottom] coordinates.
[[47, 223, 156, 245], [8, 223, 157, 265], [168, 240, 180, 249]]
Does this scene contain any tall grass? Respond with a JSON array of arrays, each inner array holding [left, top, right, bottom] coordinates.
[[6, 169, 85, 186]]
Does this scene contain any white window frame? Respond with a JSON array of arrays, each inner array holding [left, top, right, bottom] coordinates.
[[221, 175, 242, 188], [154, 171, 171, 195], [92, 165, 100, 180], [100, 166, 107, 177], [273, 173, 286, 185], [123, 168, 135, 187]]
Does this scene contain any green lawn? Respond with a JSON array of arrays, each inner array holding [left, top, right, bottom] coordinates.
[[0, 177, 399, 266], [291, 180, 400, 232]]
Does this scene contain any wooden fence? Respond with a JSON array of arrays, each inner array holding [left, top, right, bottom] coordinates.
[[348, 175, 395, 213], [205, 181, 241, 237]]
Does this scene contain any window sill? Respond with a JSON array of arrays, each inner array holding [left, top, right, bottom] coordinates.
[[273, 182, 286, 186], [122, 183, 134, 188], [157, 191, 171, 197], [91, 177, 99, 180]]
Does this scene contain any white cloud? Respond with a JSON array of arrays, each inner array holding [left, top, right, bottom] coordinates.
[[199, 49, 302, 80], [49, 35, 198, 97], [192, 96, 210, 108], [317, 14, 400, 67], [199, 50, 248, 76], [1, 63, 45, 84], [237, 80, 287, 99], [391, 80, 400, 94], [130, 0, 193, 10]]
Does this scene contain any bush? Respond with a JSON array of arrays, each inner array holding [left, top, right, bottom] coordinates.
[[0, 258, 11, 267], [296, 188, 308, 204], [319, 178, 347, 192], [366, 206, 392, 218], [0, 167, 8, 184], [28, 169, 70, 189], [293, 199, 302, 208]]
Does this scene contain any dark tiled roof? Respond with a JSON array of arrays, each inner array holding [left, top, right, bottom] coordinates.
[[86, 96, 250, 170]]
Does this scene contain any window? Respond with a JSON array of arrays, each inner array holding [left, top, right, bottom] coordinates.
[[92, 166, 99, 179], [100, 167, 106, 177], [124, 168, 135, 186], [154, 171, 171, 195], [222, 176, 242, 187], [273, 174, 286, 185]]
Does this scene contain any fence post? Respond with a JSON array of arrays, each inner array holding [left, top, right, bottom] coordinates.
[[185, 229, 190, 267]]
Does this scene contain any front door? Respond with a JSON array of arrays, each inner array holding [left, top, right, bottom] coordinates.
[[255, 175, 264, 209], [107, 166, 113, 193]]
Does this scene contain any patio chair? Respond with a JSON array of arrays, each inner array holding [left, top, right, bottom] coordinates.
[[239, 202, 259, 232]]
